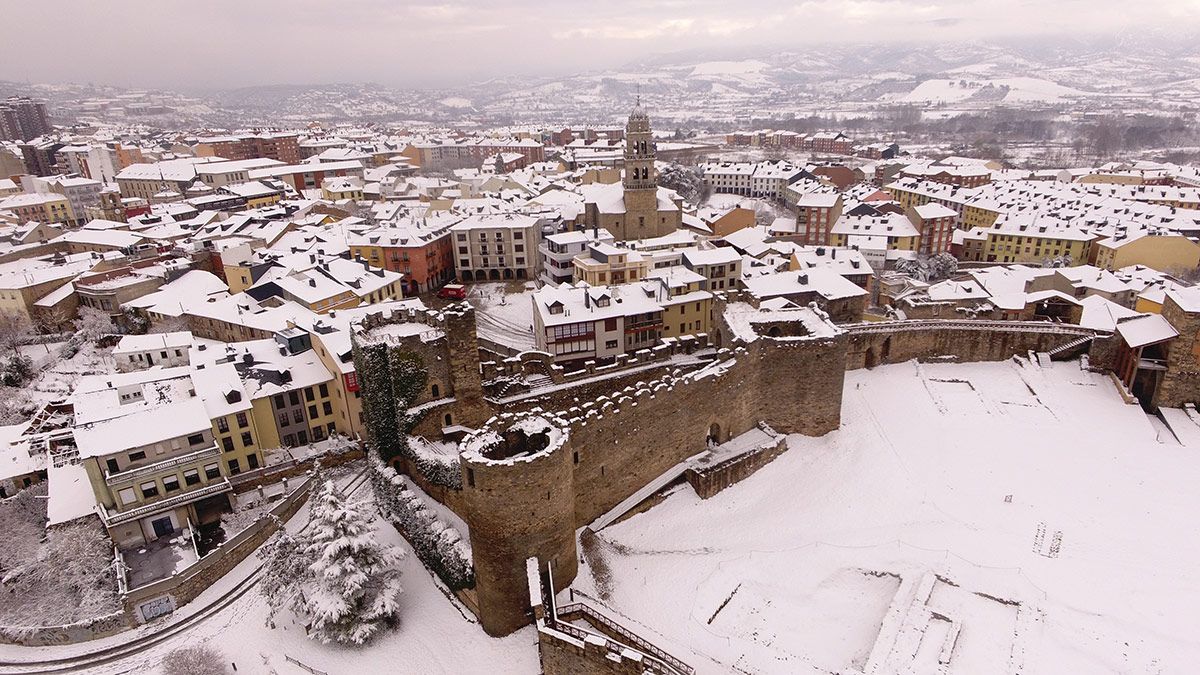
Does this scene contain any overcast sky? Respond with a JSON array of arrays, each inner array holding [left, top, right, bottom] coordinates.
[[1, 0, 1198, 89]]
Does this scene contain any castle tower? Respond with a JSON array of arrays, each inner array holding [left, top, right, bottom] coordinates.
[[460, 415, 578, 636], [621, 96, 664, 240]]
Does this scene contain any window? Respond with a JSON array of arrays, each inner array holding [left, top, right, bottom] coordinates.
[[284, 433, 295, 447], [106, 458, 119, 474], [184, 469, 200, 486], [241, 431, 253, 447], [604, 318, 617, 331], [322, 401, 332, 416], [273, 394, 285, 409], [304, 387, 315, 402], [248, 453, 259, 469], [187, 433, 205, 446], [288, 391, 300, 406], [217, 417, 229, 433], [222, 437, 235, 453], [431, 384, 440, 398], [308, 405, 318, 419], [278, 412, 289, 428], [313, 426, 325, 441], [118, 487, 136, 505], [163, 475, 180, 492], [128, 450, 146, 462], [174, 349, 182, 357], [319, 383, 329, 398], [140, 481, 159, 498], [298, 430, 308, 445], [605, 339, 618, 349], [227, 459, 240, 475], [293, 410, 304, 424], [204, 463, 220, 480]]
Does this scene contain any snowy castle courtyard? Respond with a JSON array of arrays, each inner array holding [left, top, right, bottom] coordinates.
[[569, 358, 1200, 674]]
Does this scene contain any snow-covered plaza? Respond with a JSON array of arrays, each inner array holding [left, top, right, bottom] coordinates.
[[571, 358, 1200, 674]]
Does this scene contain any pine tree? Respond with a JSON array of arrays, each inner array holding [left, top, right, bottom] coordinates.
[[260, 479, 405, 645]]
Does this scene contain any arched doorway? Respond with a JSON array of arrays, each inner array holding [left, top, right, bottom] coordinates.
[[503, 268, 514, 280], [489, 269, 500, 280], [864, 347, 877, 369], [443, 413, 453, 426], [881, 336, 892, 362], [431, 383, 440, 398], [706, 423, 722, 447]]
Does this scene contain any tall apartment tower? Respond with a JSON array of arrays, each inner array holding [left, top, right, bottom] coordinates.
[[0, 97, 50, 141]]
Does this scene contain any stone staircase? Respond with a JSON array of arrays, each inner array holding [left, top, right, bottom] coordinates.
[[1046, 335, 1093, 360]]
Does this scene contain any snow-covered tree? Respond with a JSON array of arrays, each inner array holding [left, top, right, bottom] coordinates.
[[895, 253, 959, 282], [161, 645, 228, 675], [260, 480, 404, 645], [74, 307, 117, 343], [926, 252, 959, 281], [0, 354, 33, 386], [656, 163, 706, 204]]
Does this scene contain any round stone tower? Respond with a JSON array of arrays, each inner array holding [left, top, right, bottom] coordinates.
[[460, 413, 579, 636]]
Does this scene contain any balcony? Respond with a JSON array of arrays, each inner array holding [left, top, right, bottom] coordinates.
[[100, 477, 233, 527], [105, 444, 221, 487]]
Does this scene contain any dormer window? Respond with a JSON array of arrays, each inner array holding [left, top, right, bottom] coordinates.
[[548, 301, 563, 315]]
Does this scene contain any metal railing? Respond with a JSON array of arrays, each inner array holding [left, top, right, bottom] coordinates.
[[553, 602, 694, 675], [105, 444, 221, 486], [100, 478, 232, 526]]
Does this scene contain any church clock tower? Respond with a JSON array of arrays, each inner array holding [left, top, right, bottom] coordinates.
[[622, 96, 661, 239]]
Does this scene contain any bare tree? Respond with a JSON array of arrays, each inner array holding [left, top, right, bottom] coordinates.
[[0, 311, 32, 358], [34, 304, 75, 337]]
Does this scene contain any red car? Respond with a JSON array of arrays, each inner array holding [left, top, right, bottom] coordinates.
[[437, 283, 467, 299]]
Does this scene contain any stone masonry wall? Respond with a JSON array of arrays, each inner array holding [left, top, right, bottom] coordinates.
[[462, 432, 578, 637], [1155, 296, 1200, 408], [561, 334, 845, 530], [845, 323, 1094, 370], [538, 629, 650, 675], [685, 433, 789, 499]]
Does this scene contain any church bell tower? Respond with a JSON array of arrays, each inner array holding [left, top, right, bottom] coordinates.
[[622, 96, 660, 239]]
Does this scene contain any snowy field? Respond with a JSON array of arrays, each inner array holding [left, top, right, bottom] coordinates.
[[571, 358, 1200, 674]]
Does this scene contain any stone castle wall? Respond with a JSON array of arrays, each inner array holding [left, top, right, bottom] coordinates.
[[355, 302, 1131, 639], [461, 422, 579, 637], [845, 321, 1096, 370]]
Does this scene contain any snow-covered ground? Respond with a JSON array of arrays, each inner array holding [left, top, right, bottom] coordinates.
[[570, 358, 1200, 674], [45, 469, 538, 675], [469, 282, 538, 352]]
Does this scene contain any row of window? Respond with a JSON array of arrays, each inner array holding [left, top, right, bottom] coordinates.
[[277, 401, 334, 428], [117, 462, 221, 505], [283, 422, 336, 448], [215, 412, 249, 433]]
